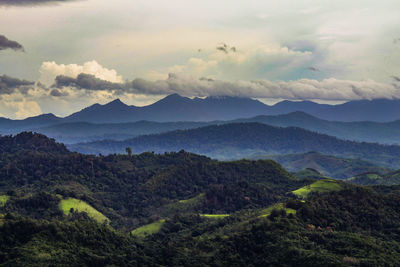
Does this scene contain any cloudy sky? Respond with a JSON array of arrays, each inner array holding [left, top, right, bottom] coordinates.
[[0, 0, 400, 118]]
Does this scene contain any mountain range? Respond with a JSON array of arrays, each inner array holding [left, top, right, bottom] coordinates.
[[4, 97, 400, 145], [16, 111, 400, 145], [3, 95, 400, 130], [64, 95, 400, 123]]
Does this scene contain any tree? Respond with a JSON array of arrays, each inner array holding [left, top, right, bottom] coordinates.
[[125, 147, 132, 157]]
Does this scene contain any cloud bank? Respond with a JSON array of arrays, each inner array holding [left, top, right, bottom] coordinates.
[[0, 35, 24, 52], [52, 70, 400, 101], [128, 74, 400, 101]]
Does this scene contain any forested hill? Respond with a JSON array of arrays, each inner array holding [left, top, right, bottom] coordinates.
[[70, 123, 400, 168], [3, 133, 400, 265], [259, 152, 392, 179], [0, 132, 68, 154], [0, 132, 306, 229]]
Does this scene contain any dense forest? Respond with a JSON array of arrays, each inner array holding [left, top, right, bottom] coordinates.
[[2, 132, 400, 265]]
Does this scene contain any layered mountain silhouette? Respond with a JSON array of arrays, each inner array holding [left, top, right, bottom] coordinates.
[[3, 94, 400, 127], [19, 111, 400, 144], [68, 122, 400, 168], [62, 95, 400, 123], [64, 94, 271, 123]]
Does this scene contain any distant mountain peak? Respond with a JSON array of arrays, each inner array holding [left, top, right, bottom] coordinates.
[[154, 94, 190, 105], [163, 93, 186, 100], [104, 98, 127, 107], [32, 113, 58, 119]]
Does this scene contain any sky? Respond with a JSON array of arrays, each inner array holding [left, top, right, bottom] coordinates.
[[0, 0, 400, 118]]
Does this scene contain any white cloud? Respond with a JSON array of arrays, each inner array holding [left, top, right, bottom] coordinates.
[[144, 44, 317, 82], [39, 60, 123, 86]]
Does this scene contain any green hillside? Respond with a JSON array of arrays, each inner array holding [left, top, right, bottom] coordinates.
[[59, 198, 109, 223], [256, 151, 392, 179], [292, 179, 343, 198], [0, 195, 9, 207], [131, 219, 166, 237], [347, 170, 400, 186], [293, 168, 328, 180], [2, 132, 400, 265], [0, 132, 306, 229]]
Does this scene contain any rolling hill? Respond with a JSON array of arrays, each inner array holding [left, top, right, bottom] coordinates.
[[69, 123, 400, 168], [2, 132, 400, 265], [0, 132, 306, 229], [347, 170, 400, 186], [21, 111, 400, 145], [237, 111, 400, 144], [256, 151, 392, 179]]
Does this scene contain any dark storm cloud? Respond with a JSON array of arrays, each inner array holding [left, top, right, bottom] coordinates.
[[50, 88, 69, 97], [0, 35, 24, 52], [216, 43, 237, 54], [308, 66, 320, 72], [216, 43, 229, 53], [0, 75, 34, 94], [0, 0, 75, 6], [54, 73, 124, 91], [392, 76, 400, 82]]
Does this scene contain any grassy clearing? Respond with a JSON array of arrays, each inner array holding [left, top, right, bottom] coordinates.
[[0, 195, 10, 207], [200, 214, 230, 219], [348, 173, 382, 181], [178, 193, 205, 204], [131, 219, 166, 237], [259, 203, 296, 218], [292, 179, 342, 199], [59, 198, 109, 224], [163, 193, 205, 215]]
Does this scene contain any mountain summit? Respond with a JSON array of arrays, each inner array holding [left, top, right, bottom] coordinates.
[[64, 94, 272, 123]]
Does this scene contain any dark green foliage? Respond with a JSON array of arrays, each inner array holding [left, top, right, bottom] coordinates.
[[0, 133, 304, 229], [293, 168, 328, 180], [0, 132, 68, 154], [298, 187, 400, 238], [0, 217, 146, 266], [2, 132, 400, 265]]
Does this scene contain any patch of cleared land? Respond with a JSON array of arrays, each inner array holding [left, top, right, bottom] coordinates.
[[0, 195, 10, 207], [59, 198, 109, 223], [259, 203, 296, 217], [131, 219, 166, 237], [292, 179, 342, 199], [200, 214, 230, 219]]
